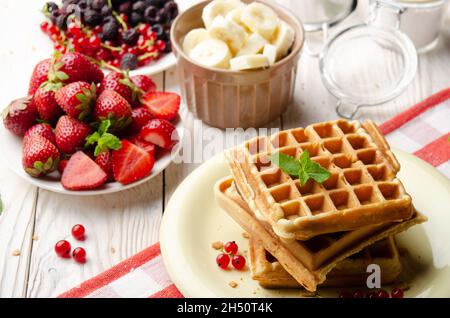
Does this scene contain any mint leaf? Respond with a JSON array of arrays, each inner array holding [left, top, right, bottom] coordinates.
[[270, 149, 331, 186], [94, 133, 122, 156], [98, 120, 111, 136], [85, 132, 100, 147], [270, 152, 301, 176]]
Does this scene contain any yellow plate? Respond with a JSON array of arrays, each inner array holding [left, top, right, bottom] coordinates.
[[160, 150, 450, 298]]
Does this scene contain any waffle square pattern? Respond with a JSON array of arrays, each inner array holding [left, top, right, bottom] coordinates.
[[226, 120, 413, 240]]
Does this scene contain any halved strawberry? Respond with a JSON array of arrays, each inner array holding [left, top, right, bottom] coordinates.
[[140, 92, 180, 121], [61, 151, 107, 190], [24, 123, 56, 145], [112, 140, 154, 185], [129, 135, 156, 157], [139, 119, 178, 150], [130, 107, 154, 133]]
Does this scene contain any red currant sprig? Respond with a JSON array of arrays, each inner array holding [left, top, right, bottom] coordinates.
[[338, 287, 405, 299]]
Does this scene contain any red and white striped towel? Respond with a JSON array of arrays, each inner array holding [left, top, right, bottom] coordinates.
[[60, 89, 450, 298]]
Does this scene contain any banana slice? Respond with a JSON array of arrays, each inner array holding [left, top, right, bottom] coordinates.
[[236, 32, 267, 56], [182, 28, 209, 55], [189, 38, 232, 69], [230, 54, 269, 71], [272, 21, 295, 60], [208, 16, 247, 54], [202, 0, 244, 29], [225, 7, 250, 33], [241, 3, 279, 41], [263, 44, 277, 65]]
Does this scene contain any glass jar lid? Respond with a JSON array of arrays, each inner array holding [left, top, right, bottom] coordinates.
[[279, 0, 357, 31], [319, 8, 418, 118]]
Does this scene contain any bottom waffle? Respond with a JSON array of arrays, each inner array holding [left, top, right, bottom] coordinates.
[[249, 236, 402, 289], [214, 177, 427, 292]]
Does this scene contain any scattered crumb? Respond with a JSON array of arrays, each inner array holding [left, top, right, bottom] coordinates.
[[240, 277, 243, 281], [253, 291, 257, 295], [11, 250, 20, 256], [229, 281, 238, 288], [211, 241, 224, 250], [32, 235, 39, 241], [111, 247, 116, 254], [242, 232, 250, 239]]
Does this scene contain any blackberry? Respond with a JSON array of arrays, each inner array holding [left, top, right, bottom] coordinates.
[[101, 21, 119, 41], [121, 53, 138, 70], [56, 14, 68, 30], [132, 1, 146, 13], [158, 8, 167, 24], [100, 5, 112, 17], [144, 6, 159, 24], [147, 0, 163, 9], [118, 1, 132, 15], [45, 2, 59, 13], [78, 0, 88, 10], [84, 9, 103, 26], [122, 29, 139, 46], [165, 1, 178, 20], [130, 12, 143, 26], [91, 0, 106, 10]]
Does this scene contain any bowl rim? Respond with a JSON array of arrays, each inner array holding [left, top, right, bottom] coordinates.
[[170, 0, 305, 75]]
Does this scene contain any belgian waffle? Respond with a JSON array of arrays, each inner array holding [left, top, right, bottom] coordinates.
[[225, 119, 413, 240], [214, 177, 426, 292], [249, 236, 402, 289]]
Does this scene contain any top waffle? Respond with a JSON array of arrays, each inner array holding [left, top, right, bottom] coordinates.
[[226, 119, 413, 240]]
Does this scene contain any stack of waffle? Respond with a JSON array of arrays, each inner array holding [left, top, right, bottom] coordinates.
[[215, 119, 426, 292]]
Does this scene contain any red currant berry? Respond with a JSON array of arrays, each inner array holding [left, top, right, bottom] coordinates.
[[216, 253, 230, 269], [68, 22, 81, 36], [89, 36, 101, 48], [339, 291, 353, 298], [376, 289, 390, 298], [391, 288, 404, 298], [137, 35, 146, 47], [48, 24, 58, 35], [231, 255, 246, 270], [155, 40, 166, 52], [223, 241, 238, 255], [55, 240, 71, 258], [40, 21, 49, 33], [94, 25, 103, 34], [71, 224, 85, 241], [353, 290, 365, 298], [72, 247, 87, 263]]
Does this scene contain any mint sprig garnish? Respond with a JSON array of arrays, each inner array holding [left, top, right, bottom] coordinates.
[[270, 150, 331, 186], [85, 120, 122, 156]]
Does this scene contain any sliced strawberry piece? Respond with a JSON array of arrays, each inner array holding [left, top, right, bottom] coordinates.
[[129, 135, 156, 157], [61, 151, 107, 190], [140, 92, 180, 121], [139, 119, 178, 150], [130, 107, 154, 133], [112, 140, 154, 185]]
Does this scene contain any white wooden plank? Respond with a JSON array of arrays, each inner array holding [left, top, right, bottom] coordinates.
[[0, 165, 37, 297]]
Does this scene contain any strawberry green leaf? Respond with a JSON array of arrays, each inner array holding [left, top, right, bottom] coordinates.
[[98, 120, 111, 136], [270, 152, 301, 176]]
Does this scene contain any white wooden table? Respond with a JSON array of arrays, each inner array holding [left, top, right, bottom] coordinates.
[[0, 0, 449, 297]]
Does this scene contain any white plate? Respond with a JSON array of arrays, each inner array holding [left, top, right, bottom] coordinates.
[[160, 150, 450, 298], [0, 117, 184, 196]]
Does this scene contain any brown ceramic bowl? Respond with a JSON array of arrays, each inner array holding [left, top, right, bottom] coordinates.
[[171, 0, 305, 129]]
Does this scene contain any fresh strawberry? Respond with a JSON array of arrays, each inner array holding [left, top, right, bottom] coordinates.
[[99, 72, 133, 104], [140, 92, 180, 121], [33, 87, 63, 122], [28, 59, 51, 95], [47, 52, 104, 85], [22, 135, 60, 177], [112, 140, 154, 185], [95, 150, 114, 181], [2, 96, 38, 136], [61, 151, 107, 190], [131, 75, 156, 93], [58, 158, 69, 175], [24, 123, 56, 145], [130, 107, 153, 133], [55, 115, 91, 154], [139, 119, 178, 150], [55, 81, 96, 121], [129, 135, 156, 157], [94, 90, 132, 131]]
